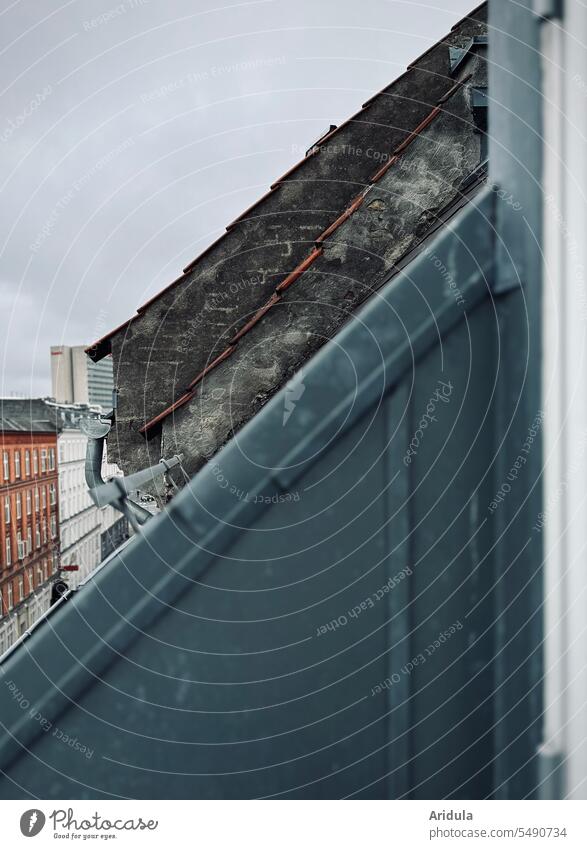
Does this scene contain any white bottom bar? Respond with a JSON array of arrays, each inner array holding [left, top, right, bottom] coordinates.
[[1, 800, 586, 848]]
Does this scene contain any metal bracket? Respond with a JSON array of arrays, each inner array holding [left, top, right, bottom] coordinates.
[[89, 454, 183, 532], [449, 35, 488, 76], [81, 412, 183, 533]]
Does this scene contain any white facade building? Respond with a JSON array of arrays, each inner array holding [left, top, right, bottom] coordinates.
[[55, 407, 128, 589]]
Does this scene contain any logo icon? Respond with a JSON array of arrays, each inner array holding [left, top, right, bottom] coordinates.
[[283, 370, 305, 426], [20, 810, 46, 837]]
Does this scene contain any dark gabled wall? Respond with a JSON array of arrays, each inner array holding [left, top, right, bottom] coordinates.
[[161, 66, 486, 481], [105, 6, 487, 481]]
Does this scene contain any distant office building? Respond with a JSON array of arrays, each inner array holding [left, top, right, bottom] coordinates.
[[50, 345, 114, 411]]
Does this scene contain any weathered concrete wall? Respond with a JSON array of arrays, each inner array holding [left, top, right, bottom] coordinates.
[[106, 6, 487, 481], [161, 67, 485, 481]]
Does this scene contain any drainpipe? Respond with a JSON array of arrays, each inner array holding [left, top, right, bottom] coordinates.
[[81, 415, 153, 531], [84, 433, 153, 528]]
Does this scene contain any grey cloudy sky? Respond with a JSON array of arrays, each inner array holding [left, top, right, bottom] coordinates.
[[0, 0, 475, 396]]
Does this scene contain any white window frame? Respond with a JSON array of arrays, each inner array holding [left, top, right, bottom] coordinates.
[[2, 451, 9, 481], [4, 496, 10, 524], [26, 490, 31, 515], [15, 493, 21, 520], [14, 451, 20, 479], [24, 449, 30, 476], [5, 536, 11, 566]]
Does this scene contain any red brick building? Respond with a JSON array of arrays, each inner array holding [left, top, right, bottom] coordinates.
[[0, 412, 60, 652]]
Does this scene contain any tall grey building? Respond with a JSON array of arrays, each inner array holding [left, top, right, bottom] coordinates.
[[50, 345, 114, 411]]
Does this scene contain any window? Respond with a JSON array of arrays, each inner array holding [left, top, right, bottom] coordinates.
[[18, 575, 24, 602], [15, 493, 21, 520], [41, 449, 47, 473], [26, 527, 32, 555], [2, 451, 9, 481], [59, 442, 65, 463], [7, 583, 13, 611], [49, 483, 56, 506], [42, 487, 47, 509], [35, 523, 40, 549], [5, 536, 11, 566], [14, 451, 21, 478], [37, 563, 43, 585], [25, 449, 30, 476], [49, 448, 56, 471], [26, 567, 33, 593], [42, 521, 47, 544], [26, 491, 31, 515], [4, 496, 10, 524], [17, 532, 24, 560], [33, 450, 38, 475], [50, 515, 57, 539], [34, 487, 39, 512]]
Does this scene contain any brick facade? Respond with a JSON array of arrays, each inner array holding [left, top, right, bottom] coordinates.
[[0, 430, 60, 628]]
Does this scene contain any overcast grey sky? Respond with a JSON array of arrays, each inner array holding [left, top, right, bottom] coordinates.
[[0, 0, 475, 396]]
